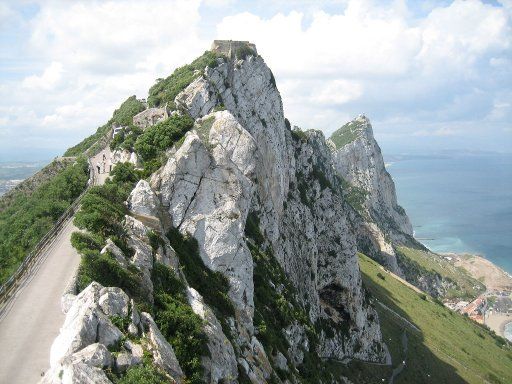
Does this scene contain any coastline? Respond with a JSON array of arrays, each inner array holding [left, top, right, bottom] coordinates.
[[486, 312, 512, 341], [443, 252, 512, 291]]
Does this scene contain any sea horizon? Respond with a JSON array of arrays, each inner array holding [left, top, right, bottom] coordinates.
[[386, 150, 512, 275]]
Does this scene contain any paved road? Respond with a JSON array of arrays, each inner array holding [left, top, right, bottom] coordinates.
[[0, 150, 110, 383]]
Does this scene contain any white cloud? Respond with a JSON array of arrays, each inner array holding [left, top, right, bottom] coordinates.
[[0, 0, 511, 155], [216, 0, 511, 151], [310, 79, 363, 105], [0, 0, 206, 152], [22, 62, 63, 90]]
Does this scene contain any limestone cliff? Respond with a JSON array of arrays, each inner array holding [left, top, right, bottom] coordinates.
[[328, 116, 413, 272], [44, 43, 392, 384]]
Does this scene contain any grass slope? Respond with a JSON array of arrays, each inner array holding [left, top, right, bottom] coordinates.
[[0, 157, 89, 284], [329, 120, 365, 149], [397, 246, 485, 300], [359, 253, 512, 384]]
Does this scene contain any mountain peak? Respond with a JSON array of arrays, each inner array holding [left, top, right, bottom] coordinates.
[[329, 114, 373, 149]]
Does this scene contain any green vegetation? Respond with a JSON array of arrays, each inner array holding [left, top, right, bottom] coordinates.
[[64, 96, 145, 157], [359, 253, 512, 384], [147, 51, 222, 108], [110, 125, 143, 152], [290, 128, 308, 142], [152, 262, 208, 384], [77, 251, 142, 300], [337, 175, 368, 217], [0, 157, 89, 284], [245, 212, 390, 383], [72, 171, 143, 299], [134, 115, 194, 162], [329, 120, 364, 149], [112, 96, 146, 127], [71, 167, 208, 382], [235, 45, 256, 60], [166, 228, 234, 318], [74, 182, 131, 239], [114, 365, 168, 384], [396, 246, 485, 300]]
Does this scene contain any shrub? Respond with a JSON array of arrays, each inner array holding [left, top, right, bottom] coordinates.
[[166, 228, 235, 318], [110, 162, 141, 185], [147, 51, 222, 108], [134, 115, 194, 161], [76, 251, 141, 300], [154, 293, 208, 384], [151, 262, 208, 384], [244, 211, 265, 246], [0, 157, 89, 284], [70, 232, 103, 255], [115, 364, 168, 384], [74, 182, 131, 238], [112, 96, 145, 127], [236, 45, 256, 60]]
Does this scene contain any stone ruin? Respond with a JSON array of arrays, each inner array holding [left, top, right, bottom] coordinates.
[[211, 40, 257, 59], [132, 106, 169, 129]]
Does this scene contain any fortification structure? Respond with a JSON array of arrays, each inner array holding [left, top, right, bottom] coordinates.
[[211, 40, 257, 59]]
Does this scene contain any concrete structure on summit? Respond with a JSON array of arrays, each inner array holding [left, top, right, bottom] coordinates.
[[211, 40, 257, 59]]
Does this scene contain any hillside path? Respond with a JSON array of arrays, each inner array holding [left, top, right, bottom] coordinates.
[[0, 149, 110, 384]]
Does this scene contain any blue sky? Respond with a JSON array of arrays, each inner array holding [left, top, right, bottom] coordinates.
[[0, 0, 511, 161]]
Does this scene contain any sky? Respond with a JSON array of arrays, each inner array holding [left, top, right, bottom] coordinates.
[[0, 0, 511, 161]]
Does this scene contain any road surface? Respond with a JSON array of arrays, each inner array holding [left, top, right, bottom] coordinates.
[[0, 149, 110, 383]]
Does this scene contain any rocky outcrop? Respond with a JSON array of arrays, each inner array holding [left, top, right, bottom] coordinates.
[[328, 115, 414, 272], [42, 282, 184, 384], [47, 42, 399, 383], [151, 48, 388, 372], [187, 288, 238, 383], [329, 115, 413, 238], [111, 149, 139, 166]]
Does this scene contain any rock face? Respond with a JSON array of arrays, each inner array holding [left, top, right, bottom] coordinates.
[[151, 48, 388, 372], [329, 115, 414, 272], [111, 149, 139, 166], [330, 115, 412, 238], [46, 42, 401, 383], [43, 282, 184, 384]]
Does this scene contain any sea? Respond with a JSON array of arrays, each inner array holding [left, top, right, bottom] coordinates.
[[0, 161, 47, 197], [385, 151, 512, 275]]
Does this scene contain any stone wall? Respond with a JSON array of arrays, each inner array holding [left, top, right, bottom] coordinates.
[[211, 40, 257, 58]]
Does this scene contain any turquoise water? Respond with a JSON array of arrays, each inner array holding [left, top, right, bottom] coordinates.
[[385, 152, 512, 274], [505, 322, 512, 342]]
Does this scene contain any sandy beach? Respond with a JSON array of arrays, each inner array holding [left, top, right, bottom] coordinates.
[[486, 312, 512, 340], [445, 253, 512, 291]]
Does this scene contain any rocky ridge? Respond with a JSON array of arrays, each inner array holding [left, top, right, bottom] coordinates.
[[328, 116, 414, 273], [44, 42, 403, 383]]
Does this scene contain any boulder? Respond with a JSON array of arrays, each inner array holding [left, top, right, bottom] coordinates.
[[141, 312, 184, 380], [128, 180, 161, 219], [115, 352, 134, 373], [98, 287, 130, 317], [100, 239, 128, 268], [39, 362, 112, 384], [69, 343, 112, 368], [61, 293, 76, 314], [50, 283, 122, 367]]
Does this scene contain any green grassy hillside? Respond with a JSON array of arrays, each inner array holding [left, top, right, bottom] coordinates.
[[329, 120, 365, 149], [396, 246, 485, 300], [359, 253, 512, 384]]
